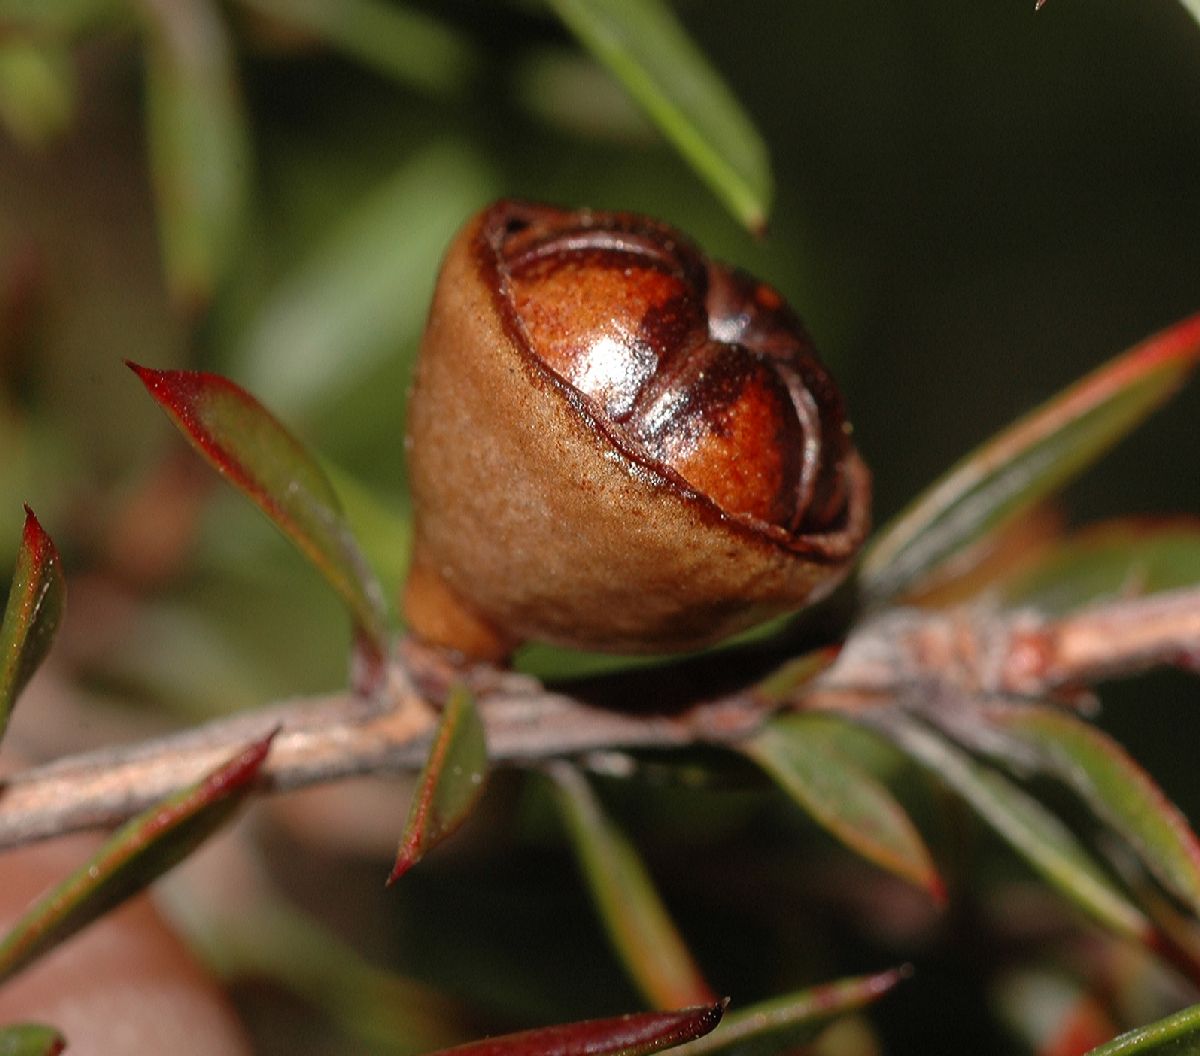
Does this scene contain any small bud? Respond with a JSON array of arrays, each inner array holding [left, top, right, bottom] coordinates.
[[404, 201, 870, 660]]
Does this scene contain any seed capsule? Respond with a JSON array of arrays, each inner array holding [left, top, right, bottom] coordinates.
[[404, 200, 870, 660]]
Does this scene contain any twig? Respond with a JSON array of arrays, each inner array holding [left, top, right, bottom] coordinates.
[[0, 587, 1197, 852]]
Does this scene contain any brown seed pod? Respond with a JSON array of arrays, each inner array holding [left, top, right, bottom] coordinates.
[[403, 200, 871, 660]]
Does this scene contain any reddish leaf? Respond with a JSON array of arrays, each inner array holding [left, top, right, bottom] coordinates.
[[0, 1024, 65, 1056], [548, 762, 717, 1010], [0, 730, 274, 984], [980, 703, 1200, 916], [128, 363, 389, 682], [676, 967, 909, 1056], [0, 507, 65, 742], [423, 1003, 726, 1056], [862, 313, 1200, 606], [389, 685, 487, 883], [742, 715, 943, 902]]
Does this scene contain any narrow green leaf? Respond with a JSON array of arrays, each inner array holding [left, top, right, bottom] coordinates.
[[674, 967, 909, 1056], [981, 703, 1200, 916], [548, 762, 716, 1010], [546, 0, 772, 233], [1084, 1002, 1200, 1056], [238, 141, 493, 418], [128, 363, 390, 679], [862, 313, 1200, 606], [753, 646, 840, 706], [0, 507, 65, 743], [389, 685, 488, 883], [0, 730, 274, 984], [233, 0, 476, 97], [876, 713, 1152, 943], [0, 39, 74, 147], [425, 1003, 726, 1056], [1002, 519, 1200, 615], [0, 0, 116, 35], [139, 0, 250, 308], [0, 1025, 65, 1056], [742, 715, 943, 901]]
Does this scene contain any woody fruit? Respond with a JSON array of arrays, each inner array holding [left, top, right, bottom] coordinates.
[[404, 200, 871, 660]]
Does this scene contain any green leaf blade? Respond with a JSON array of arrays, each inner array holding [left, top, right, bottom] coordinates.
[[426, 1004, 726, 1056], [128, 363, 390, 675], [676, 968, 908, 1056], [1001, 518, 1200, 615], [862, 313, 1200, 605], [389, 685, 488, 883], [742, 715, 943, 901], [1084, 1002, 1200, 1055], [877, 713, 1152, 943], [0, 1024, 65, 1056], [983, 703, 1200, 915], [0, 730, 274, 984], [140, 0, 250, 309], [548, 762, 716, 1010], [547, 0, 772, 232], [0, 507, 65, 743]]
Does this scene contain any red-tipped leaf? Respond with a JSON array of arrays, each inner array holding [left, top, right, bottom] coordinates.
[[0, 730, 275, 984], [548, 762, 716, 1010], [742, 715, 943, 902], [0, 507, 65, 743], [128, 363, 389, 681], [389, 685, 487, 883], [675, 967, 909, 1056], [862, 313, 1200, 605], [423, 1003, 726, 1056], [0, 1024, 66, 1056]]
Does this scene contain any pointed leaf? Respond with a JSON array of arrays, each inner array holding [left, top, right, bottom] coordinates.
[[548, 762, 716, 1010], [674, 967, 909, 1056], [0, 507, 65, 743], [389, 685, 487, 883], [741, 715, 943, 901], [128, 363, 389, 675], [862, 313, 1200, 605], [232, 0, 476, 97], [546, 0, 772, 233], [1002, 519, 1200, 615], [980, 703, 1200, 916], [753, 646, 840, 706], [875, 713, 1152, 943], [424, 1003, 726, 1056], [0, 731, 274, 984], [0, 1025, 65, 1056], [140, 0, 250, 307], [1083, 1002, 1200, 1055]]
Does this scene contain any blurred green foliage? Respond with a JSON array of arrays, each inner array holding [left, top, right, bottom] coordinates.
[[0, 2, 1199, 1054]]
